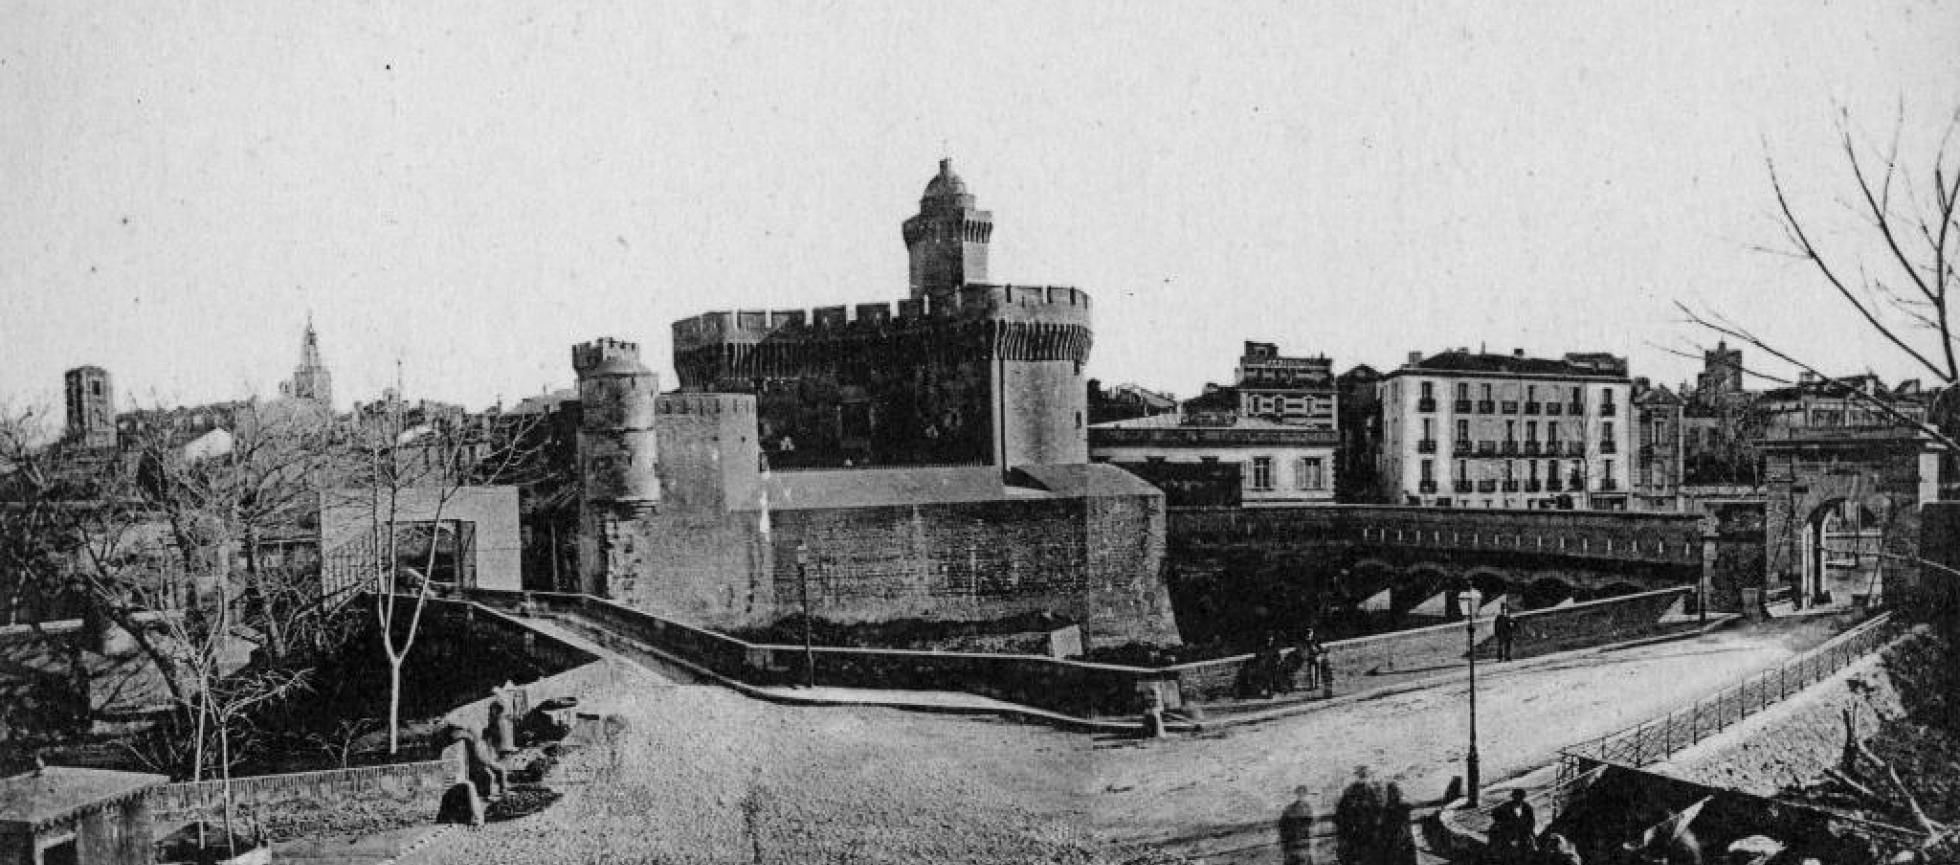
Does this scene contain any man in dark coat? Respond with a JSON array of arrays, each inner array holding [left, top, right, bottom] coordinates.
[[1335, 767, 1385, 865], [1493, 606, 1518, 662], [1487, 789, 1537, 863], [1277, 785, 1315, 865]]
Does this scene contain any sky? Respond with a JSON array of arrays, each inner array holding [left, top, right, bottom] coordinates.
[[2, 2, 1956, 415]]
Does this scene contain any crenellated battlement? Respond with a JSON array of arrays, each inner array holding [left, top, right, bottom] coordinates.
[[672, 283, 1091, 352], [573, 337, 647, 375]]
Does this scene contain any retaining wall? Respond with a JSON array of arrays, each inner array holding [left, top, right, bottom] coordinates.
[[469, 586, 1694, 717]]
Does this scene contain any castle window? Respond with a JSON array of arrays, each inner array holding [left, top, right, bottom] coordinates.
[[90, 381, 102, 396]]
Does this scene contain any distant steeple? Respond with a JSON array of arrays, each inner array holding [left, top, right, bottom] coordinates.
[[279, 316, 334, 407]]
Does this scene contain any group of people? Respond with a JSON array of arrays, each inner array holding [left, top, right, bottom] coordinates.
[[1276, 767, 1418, 865], [1239, 630, 1332, 700]]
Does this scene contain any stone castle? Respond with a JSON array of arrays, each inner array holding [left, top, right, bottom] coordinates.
[[572, 161, 1179, 648], [669, 158, 1092, 470]]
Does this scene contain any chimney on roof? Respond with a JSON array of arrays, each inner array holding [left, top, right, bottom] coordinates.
[[1799, 371, 1819, 385], [1407, 351, 1422, 365], [1513, 348, 1525, 358]]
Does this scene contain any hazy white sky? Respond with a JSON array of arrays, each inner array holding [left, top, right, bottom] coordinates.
[[2, 2, 1955, 413]]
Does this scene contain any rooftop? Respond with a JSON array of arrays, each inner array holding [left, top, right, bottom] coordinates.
[[1395, 349, 1630, 380], [0, 767, 168, 830]]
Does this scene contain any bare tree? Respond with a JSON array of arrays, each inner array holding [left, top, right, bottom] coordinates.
[[332, 399, 537, 754], [1680, 104, 1960, 449]]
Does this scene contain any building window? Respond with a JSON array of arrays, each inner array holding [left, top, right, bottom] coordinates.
[[1547, 421, 1560, 443], [1481, 383, 1493, 400], [1296, 457, 1324, 490], [1456, 459, 1468, 480], [1526, 384, 1536, 401], [1420, 458, 1434, 482], [1251, 457, 1274, 491], [1422, 418, 1434, 439], [1525, 421, 1538, 442], [1505, 420, 1516, 442], [1603, 421, 1615, 441], [1457, 383, 1470, 400], [1455, 419, 1469, 440], [1420, 381, 1434, 399]]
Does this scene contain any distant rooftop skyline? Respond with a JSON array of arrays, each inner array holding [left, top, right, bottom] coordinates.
[[3, 3, 1954, 413]]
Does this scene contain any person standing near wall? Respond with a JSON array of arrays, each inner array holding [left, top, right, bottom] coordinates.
[[1494, 606, 1518, 662]]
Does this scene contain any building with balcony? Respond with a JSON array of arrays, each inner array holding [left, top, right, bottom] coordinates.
[[1090, 412, 1337, 505], [1378, 347, 1635, 510], [1233, 341, 1338, 426]]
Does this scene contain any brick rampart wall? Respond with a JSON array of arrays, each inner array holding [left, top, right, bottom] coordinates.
[[766, 491, 1178, 646]]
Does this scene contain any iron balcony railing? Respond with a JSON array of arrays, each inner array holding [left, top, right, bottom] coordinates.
[[1600, 440, 1618, 454], [1545, 477, 1563, 492], [1453, 440, 1473, 456], [1501, 440, 1520, 455], [1477, 400, 1496, 414], [1418, 439, 1438, 454], [1501, 400, 1520, 414], [1453, 480, 1473, 493], [1418, 480, 1438, 494], [1476, 479, 1498, 493], [1454, 399, 1473, 413], [1524, 401, 1542, 414], [1525, 480, 1542, 492], [1476, 440, 1498, 456], [1545, 403, 1564, 416], [1600, 403, 1617, 417], [1418, 397, 1437, 412], [1567, 401, 1584, 414], [1501, 480, 1520, 492]]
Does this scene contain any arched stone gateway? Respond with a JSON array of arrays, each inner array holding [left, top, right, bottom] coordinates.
[[1761, 428, 1941, 609]]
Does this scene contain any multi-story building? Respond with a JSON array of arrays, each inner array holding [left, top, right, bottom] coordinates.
[[1234, 341, 1337, 426], [1378, 348, 1635, 510], [1089, 412, 1336, 505], [1632, 380, 1684, 512], [1335, 364, 1385, 502]]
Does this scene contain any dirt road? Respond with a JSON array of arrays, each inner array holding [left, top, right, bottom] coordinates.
[[1088, 621, 1843, 863]]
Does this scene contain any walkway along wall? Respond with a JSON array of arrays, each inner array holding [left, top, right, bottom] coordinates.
[[469, 586, 1698, 718]]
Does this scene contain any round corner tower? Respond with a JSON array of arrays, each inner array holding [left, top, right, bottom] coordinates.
[[573, 337, 659, 597]]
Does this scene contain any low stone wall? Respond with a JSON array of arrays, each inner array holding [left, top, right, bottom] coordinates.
[[148, 744, 462, 827], [1167, 587, 1694, 703]]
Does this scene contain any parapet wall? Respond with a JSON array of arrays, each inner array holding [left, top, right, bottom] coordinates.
[[672, 283, 1091, 352]]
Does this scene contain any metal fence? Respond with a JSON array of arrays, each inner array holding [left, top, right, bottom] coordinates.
[[1560, 612, 1896, 768]]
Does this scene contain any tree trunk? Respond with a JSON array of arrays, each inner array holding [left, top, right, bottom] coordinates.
[[388, 657, 403, 754]]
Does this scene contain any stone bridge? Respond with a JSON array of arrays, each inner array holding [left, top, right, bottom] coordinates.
[[1166, 505, 1720, 642]]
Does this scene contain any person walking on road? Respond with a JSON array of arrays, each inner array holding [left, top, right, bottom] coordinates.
[[1277, 785, 1316, 865], [1335, 766, 1385, 865], [1377, 781, 1418, 865]]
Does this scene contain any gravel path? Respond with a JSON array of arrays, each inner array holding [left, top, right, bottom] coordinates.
[[412, 677, 1095, 865]]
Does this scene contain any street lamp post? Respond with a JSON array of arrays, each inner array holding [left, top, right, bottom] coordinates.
[[796, 544, 814, 689], [1463, 587, 1482, 807]]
